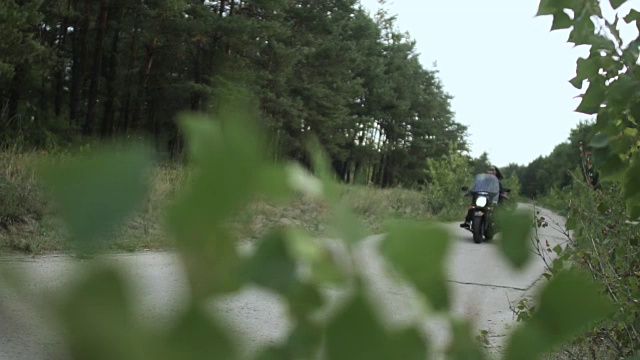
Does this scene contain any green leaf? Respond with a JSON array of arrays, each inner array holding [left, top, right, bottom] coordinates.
[[536, 0, 556, 16], [536, 0, 579, 16], [622, 39, 640, 65], [624, 9, 640, 23], [597, 201, 609, 215], [565, 215, 577, 230], [381, 221, 450, 310], [569, 76, 584, 89], [592, 147, 627, 182], [446, 320, 487, 360], [160, 306, 237, 360], [627, 196, 640, 219], [588, 0, 603, 18], [498, 209, 534, 269], [553, 244, 563, 255], [284, 228, 346, 285], [590, 34, 618, 51], [285, 282, 325, 318], [533, 270, 614, 337], [328, 203, 369, 244], [245, 227, 297, 294], [282, 320, 324, 359], [255, 347, 291, 360], [568, 15, 596, 46], [551, 11, 573, 30], [325, 292, 427, 360], [255, 321, 324, 360], [610, 0, 626, 9], [623, 154, 640, 200], [58, 267, 150, 360], [167, 105, 269, 298], [171, 111, 263, 230], [387, 328, 429, 360], [307, 138, 340, 202], [284, 162, 323, 199], [608, 74, 640, 107], [504, 270, 614, 360], [589, 133, 609, 148], [593, 108, 613, 132], [570, 56, 601, 89], [576, 56, 600, 75], [39, 142, 153, 254], [504, 324, 549, 360], [606, 15, 623, 45], [576, 77, 606, 114], [258, 163, 292, 201], [610, 135, 636, 154]]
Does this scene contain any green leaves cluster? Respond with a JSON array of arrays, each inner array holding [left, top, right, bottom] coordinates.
[[536, 0, 640, 217], [425, 150, 473, 219], [547, 166, 640, 355], [0, 0, 45, 79]]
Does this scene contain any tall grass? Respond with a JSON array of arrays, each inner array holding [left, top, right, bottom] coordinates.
[[0, 151, 59, 253]]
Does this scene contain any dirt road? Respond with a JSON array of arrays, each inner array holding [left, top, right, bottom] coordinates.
[[0, 204, 566, 359]]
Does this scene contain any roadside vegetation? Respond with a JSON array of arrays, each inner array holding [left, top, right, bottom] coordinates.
[[503, 1, 640, 357], [0, 147, 506, 254]]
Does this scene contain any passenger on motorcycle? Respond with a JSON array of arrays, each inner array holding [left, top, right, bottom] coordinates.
[[460, 165, 509, 229]]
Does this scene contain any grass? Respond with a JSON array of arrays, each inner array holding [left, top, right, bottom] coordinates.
[[0, 150, 465, 255], [540, 336, 623, 360]]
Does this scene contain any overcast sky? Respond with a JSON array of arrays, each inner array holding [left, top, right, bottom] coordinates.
[[358, 0, 639, 167]]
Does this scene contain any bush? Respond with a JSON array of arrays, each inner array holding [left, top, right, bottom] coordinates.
[[426, 150, 472, 221]]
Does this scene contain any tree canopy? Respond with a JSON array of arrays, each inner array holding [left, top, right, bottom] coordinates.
[[505, 120, 595, 199], [0, 0, 471, 187]]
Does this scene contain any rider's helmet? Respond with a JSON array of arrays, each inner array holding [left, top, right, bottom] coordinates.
[[487, 165, 503, 180]]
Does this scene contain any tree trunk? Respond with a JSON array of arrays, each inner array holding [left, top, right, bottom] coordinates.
[[120, 29, 139, 133], [191, 44, 203, 111], [54, 1, 71, 117], [131, 37, 156, 131], [342, 160, 350, 183], [8, 65, 26, 121], [83, 0, 109, 136], [100, 25, 120, 137], [377, 152, 387, 187], [39, 74, 49, 117], [355, 160, 364, 184], [331, 160, 344, 182], [146, 95, 159, 150], [69, 0, 88, 124], [167, 125, 184, 160]]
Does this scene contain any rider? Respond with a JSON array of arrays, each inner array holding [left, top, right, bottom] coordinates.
[[459, 165, 508, 229]]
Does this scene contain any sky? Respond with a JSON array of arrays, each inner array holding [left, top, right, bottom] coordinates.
[[358, 0, 640, 167]]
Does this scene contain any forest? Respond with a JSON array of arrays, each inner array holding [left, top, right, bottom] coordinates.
[[0, 0, 476, 188], [2, 0, 640, 358], [502, 120, 596, 200]]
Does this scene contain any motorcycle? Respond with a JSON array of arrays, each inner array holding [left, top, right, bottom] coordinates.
[[461, 173, 510, 244]]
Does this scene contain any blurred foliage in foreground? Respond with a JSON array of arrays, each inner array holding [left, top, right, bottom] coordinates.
[[0, 94, 615, 359]]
